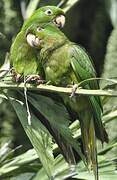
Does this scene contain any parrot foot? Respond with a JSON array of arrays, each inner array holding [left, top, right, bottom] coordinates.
[[70, 84, 82, 98], [70, 84, 78, 98], [11, 68, 22, 82], [25, 75, 45, 84]]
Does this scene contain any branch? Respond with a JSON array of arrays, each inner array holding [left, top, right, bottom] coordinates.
[[0, 81, 117, 97], [26, 0, 40, 19], [63, 0, 80, 13]]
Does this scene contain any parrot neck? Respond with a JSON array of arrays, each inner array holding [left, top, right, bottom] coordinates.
[[40, 37, 68, 61]]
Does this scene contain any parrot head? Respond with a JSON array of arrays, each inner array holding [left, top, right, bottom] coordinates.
[[26, 23, 67, 48], [22, 6, 65, 31]]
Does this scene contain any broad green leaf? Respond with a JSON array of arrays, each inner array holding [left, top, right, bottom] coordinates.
[[27, 92, 86, 164], [0, 149, 39, 176], [10, 173, 34, 180], [74, 157, 117, 180], [9, 97, 54, 179], [103, 110, 117, 124], [0, 139, 117, 180], [98, 138, 117, 155], [33, 155, 76, 180]]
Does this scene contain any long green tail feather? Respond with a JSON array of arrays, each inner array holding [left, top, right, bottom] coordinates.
[[89, 96, 109, 143], [79, 111, 98, 180]]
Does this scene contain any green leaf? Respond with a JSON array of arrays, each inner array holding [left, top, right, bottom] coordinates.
[[26, 0, 41, 19], [9, 96, 54, 179], [63, 0, 80, 13], [0, 148, 39, 177], [103, 110, 117, 124], [27, 92, 86, 164], [10, 173, 34, 180], [33, 155, 76, 180], [0, 138, 116, 180], [98, 138, 117, 155], [74, 157, 117, 180], [109, 0, 117, 27]]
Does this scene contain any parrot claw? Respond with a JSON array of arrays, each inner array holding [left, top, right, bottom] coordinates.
[[25, 75, 45, 84], [11, 68, 22, 82], [70, 84, 82, 98], [70, 84, 78, 98], [36, 79, 46, 84]]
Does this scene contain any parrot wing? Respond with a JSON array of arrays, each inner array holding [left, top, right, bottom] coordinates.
[[70, 44, 108, 143], [10, 31, 41, 76], [70, 44, 108, 180]]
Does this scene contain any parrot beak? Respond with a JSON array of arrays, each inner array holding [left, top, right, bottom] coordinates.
[[26, 33, 40, 47], [53, 15, 65, 28]]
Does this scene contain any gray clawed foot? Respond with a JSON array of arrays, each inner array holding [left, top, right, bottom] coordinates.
[[11, 68, 22, 82], [70, 84, 79, 98], [25, 75, 46, 84], [11, 69, 45, 84]]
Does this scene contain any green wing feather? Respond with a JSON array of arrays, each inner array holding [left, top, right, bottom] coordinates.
[[70, 44, 108, 180], [10, 31, 42, 76], [70, 45, 108, 143], [71, 45, 102, 107]]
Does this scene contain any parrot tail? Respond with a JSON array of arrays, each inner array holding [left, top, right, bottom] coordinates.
[[79, 111, 99, 180]]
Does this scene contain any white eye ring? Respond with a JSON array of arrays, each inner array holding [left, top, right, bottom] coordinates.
[[37, 27, 44, 32], [45, 9, 53, 15]]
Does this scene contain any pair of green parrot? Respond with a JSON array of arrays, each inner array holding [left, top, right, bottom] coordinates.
[[10, 6, 65, 80], [10, 6, 108, 180]]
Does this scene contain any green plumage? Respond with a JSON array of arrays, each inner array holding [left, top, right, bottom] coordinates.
[[10, 31, 40, 75], [10, 6, 65, 76], [28, 24, 108, 180]]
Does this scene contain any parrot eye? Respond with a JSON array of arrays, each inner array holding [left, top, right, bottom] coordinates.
[[37, 27, 44, 32], [45, 9, 53, 16]]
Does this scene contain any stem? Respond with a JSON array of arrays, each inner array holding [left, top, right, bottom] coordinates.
[[0, 81, 117, 97], [63, 0, 80, 13]]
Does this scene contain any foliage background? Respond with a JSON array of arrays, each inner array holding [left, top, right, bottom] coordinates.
[[0, 0, 117, 179]]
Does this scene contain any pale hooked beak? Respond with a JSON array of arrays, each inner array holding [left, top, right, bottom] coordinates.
[[26, 33, 40, 47], [53, 15, 65, 28]]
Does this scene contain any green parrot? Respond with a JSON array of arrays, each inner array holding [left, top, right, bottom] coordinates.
[[26, 23, 109, 180], [10, 6, 65, 81]]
